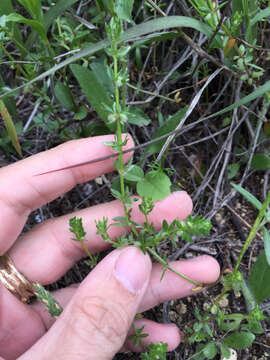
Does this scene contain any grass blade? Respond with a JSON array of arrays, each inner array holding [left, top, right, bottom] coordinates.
[[0, 99, 22, 157], [262, 227, 270, 266], [205, 80, 270, 120], [0, 16, 213, 100], [246, 7, 270, 41], [231, 183, 262, 211], [0, 0, 13, 14]]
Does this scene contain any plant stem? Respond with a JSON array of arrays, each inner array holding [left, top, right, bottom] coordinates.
[[113, 52, 137, 238], [146, 247, 202, 287], [80, 239, 96, 265], [234, 190, 270, 272]]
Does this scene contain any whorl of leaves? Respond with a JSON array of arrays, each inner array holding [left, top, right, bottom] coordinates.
[[34, 283, 63, 318], [141, 342, 168, 360]]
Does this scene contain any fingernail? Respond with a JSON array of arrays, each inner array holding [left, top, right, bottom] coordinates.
[[114, 247, 149, 294]]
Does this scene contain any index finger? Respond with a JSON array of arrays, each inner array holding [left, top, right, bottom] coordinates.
[[0, 134, 134, 254]]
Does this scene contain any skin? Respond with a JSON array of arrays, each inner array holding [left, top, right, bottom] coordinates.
[[0, 135, 220, 360]]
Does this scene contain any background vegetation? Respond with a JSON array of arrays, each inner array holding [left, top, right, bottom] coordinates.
[[0, 0, 270, 359]]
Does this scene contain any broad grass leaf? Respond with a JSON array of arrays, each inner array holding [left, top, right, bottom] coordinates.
[[54, 81, 75, 111], [247, 7, 270, 41], [231, 183, 262, 211], [248, 251, 270, 304], [17, 0, 43, 23], [224, 332, 255, 349], [132, 31, 180, 49], [70, 64, 114, 130], [137, 170, 171, 201], [0, 0, 13, 14], [0, 99, 22, 157], [115, 0, 134, 23], [205, 80, 270, 120], [251, 154, 270, 171], [5, 13, 47, 41], [145, 107, 187, 155], [262, 227, 270, 266]]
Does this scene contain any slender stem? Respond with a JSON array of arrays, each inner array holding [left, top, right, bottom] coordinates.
[[122, 62, 127, 111], [0, 44, 28, 79], [234, 190, 270, 272], [110, 20, 140, 240], [144, 213, 150, 229], [80, 239, 96, 265], [146, 247, 202, 286]]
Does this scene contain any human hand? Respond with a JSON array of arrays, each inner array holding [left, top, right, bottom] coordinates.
[[0, 135, 220, 360]]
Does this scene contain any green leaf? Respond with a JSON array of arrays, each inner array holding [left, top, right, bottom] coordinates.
[[231, 183, 262, 211], [98, 0, 115, 14], [70, 64, 114, 130], [54, 81, 75, 111], [5, 13, 47, 41], [69, 217, 86, 242], [206, 80, 270, 120], [145, 107, 187, 155], [247, 7, 270, 41], [262, 227, 270, 266], [249, 250, 270, 304], [224, 332, 255, 349], [44, 0, 79, 31], [115, 0, 134, 22], [17, 0, 43, 23], [137, 170, 171, 201], [126, 107, 151, 126], [73, 106, 87, 120], [203, 341, 218, 359], [227, 163, 240, 180], [218, 318, 242, 332], [90, 60, 114, 96], [220, 343, 231, 359], [132, 31, 180, 49], [0, 99, 22, 157], [123, 165, 144, 182], [0, 0, 13, 14], [251, 154, 270, 170], [33, 283, 62, 318]]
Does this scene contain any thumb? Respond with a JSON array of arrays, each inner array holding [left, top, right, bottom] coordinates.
[[20, 246, 152, 360]]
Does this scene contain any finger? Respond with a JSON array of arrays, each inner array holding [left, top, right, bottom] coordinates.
[[124, 318, 180, 352], [0, 134, 133, 254], [31, 256, 220, 331], [1, 191, 192, 358], [0, 255, 219, 358], [141, 255, 220, 312], [0, 284, 46, 360], [19, 247, 152, 360], [9, 191, 193, 284]]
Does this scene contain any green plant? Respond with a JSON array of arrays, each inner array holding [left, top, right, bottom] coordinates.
[[182, 184, 270, 359], [1, 1, 270, 359]]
